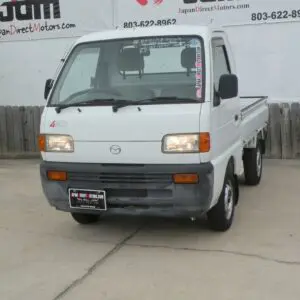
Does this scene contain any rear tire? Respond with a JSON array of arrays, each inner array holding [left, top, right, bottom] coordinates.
[[243, 141, 263, 186], [207, 165, 237, 232], [71, 213, 100, 225]]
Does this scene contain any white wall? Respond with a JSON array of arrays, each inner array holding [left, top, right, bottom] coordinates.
[[114, 0, 300, 103], [1, 0, 300, 105], [0, 38, 74, 106], [225, 21, 300, 101], [0, 0, 114, 106]]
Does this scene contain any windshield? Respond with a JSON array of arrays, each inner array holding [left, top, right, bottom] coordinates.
[[48, 36, 205, 106]]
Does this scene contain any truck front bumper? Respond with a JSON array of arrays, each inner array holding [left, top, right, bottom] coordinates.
[[40, 161, 214, 218]]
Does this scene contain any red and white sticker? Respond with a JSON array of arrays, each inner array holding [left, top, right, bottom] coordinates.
[[49, 120, 68, 128], [195, 42, 203, 99]]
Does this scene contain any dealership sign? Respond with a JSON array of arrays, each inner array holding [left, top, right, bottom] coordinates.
[[116, 0, 300, 29], [0, 0, 113, 41], [0, 0, 61, 22], [2, 0, 300, 41]]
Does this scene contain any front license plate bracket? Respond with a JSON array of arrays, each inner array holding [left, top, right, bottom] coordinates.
[[68, 188, 107, 211]]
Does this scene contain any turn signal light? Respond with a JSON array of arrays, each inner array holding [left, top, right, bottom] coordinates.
[[173, 174, 199, 184], [199, 132, 210, 153], [47, 171, 67, 181], [38, 134, 46, 152]]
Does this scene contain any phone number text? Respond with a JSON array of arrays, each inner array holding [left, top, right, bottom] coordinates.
[[123, 19, 177, 29], [251, 10, 300, 21]]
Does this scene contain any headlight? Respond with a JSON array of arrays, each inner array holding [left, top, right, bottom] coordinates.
[[39, 134, 74, 152], [162, 134, 200, 153]]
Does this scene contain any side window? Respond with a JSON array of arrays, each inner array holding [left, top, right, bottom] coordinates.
[[212, 38, 231, 95]]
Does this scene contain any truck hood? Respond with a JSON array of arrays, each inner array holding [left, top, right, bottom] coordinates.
[[42, 104, 201, 164]]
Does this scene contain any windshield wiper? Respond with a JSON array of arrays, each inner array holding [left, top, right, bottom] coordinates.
[[144, 97, 200, 103], [55, 99, 118, 114], [112, 97, 200, 113], [54, 97, 200, 114]]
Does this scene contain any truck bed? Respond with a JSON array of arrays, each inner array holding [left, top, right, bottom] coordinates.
[[240, 96, 269, 146]]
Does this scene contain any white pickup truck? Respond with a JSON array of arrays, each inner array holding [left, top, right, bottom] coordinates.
[[39, 25, 269, 231]]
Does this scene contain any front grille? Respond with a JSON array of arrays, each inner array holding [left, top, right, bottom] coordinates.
[[68, 172, 172, 184], [106, 189, 148, 198]]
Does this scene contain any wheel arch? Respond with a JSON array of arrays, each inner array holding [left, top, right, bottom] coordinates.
[[227, 156, 239, 205], [258, 131, 266, 154], [243, 129, 267, 155]]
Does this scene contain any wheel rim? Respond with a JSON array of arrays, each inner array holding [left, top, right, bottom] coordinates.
[[224, 181, 234, 220], [256, 147, 262, 177]]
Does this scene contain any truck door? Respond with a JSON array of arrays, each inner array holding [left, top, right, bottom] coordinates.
[[210, 36, 242, 201]]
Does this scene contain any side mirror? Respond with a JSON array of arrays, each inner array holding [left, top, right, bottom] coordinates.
[[218, 74, 238, 100], [44, 79, 54, 100]]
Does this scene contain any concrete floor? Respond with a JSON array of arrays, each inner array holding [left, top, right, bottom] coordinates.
[[0, 159, 299, 300]]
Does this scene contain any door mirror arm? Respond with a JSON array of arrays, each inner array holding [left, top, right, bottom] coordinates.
[[213, 89, 221, 107]]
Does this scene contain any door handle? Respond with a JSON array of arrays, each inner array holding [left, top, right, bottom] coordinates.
[[234, 114, 239, 121]]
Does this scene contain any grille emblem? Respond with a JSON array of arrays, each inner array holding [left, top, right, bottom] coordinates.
[[110, 145, 121, 155]]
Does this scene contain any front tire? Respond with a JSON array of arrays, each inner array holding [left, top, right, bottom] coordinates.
[[243, 141, 263, 186], [71, 213, 100, 225], [207, 166, 237, 232]]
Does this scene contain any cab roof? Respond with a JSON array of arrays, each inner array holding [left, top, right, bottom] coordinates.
[[75, 25, 224, 45]]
